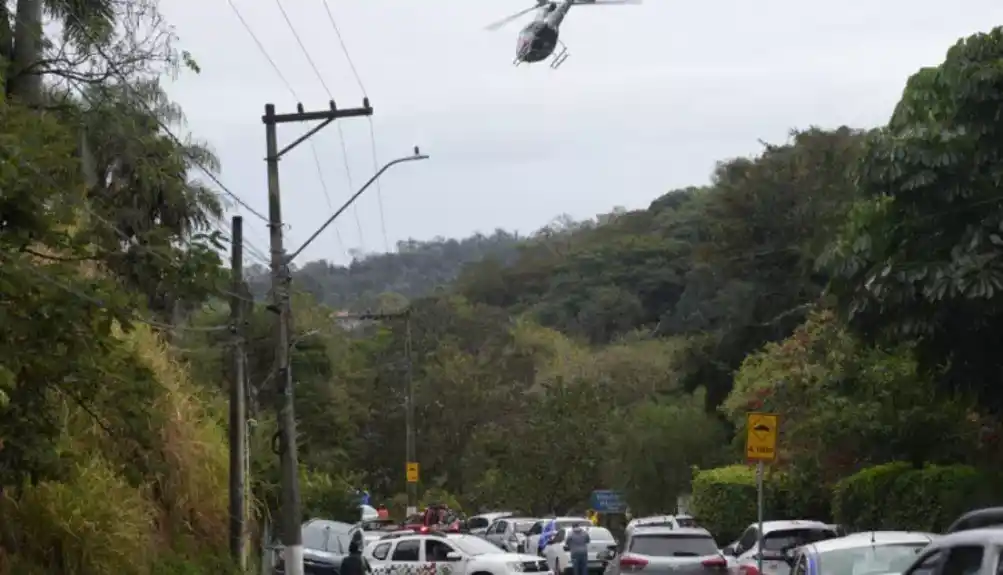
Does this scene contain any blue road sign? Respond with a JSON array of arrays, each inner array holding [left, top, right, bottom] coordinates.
[[591, 490, 626, 513]]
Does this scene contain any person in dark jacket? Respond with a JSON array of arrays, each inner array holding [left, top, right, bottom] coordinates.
[[341, 539, 370, 575]]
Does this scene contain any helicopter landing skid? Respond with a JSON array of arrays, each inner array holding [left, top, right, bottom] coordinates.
[[550, 42, 569, 69]]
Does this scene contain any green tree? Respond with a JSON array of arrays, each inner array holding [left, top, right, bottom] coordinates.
[[821, 27, 1003, 413]]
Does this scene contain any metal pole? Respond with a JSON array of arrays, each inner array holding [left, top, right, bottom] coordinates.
[[288, 151, 429, 263], [756, 461, 764, 575], [265, 102, 303, 575], [228, 215, 247, 568], [405, 312, 417, 516]]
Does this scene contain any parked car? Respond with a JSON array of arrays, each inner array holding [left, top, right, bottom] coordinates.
[[467, 511, 517, 536], [898, 528, 1002, 575], [527, 517, 593, 555], [600, 526, 728, 575], [625, 515, 699, 535], [945, 507, 1003, 534], [724, 520, 838, 575], [542, 526, 618, 575], [485, 516, 539, 552], [274, 519, 363, 575], [786, 531, 935, 575]]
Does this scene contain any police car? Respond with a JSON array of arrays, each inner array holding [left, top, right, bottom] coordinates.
[[365, 529, 551, 575]]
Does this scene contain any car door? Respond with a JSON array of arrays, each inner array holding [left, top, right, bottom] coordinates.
[[528, 521, 544, 554], [546, 529, 570, 572], [489, 520, 509, 547], [390, 537, 423, 571], [425, 537, 469, 575]]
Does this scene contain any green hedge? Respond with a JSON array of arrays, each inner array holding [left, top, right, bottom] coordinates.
[[691, 465, 787, 545], [833, 463, 997, 532], [832, 461, 912, 532]]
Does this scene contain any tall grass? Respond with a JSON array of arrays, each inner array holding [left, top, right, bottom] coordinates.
[[0, 324, 240, 574]]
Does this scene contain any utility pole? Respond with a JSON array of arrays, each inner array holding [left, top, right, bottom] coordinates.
[[336, 310, 416, 514], [404, 313, 416, 516], [264, 100, 373, 575], [228, 215, 247, 569]]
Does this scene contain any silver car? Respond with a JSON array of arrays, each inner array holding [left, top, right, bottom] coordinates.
[[899, 528, 1003, 575], [787, 531, 935, 575], [725, 520, 838, 575], [467, 511, 516, 536], [601, 527, 728, 575], [485, 517, 539, 552]]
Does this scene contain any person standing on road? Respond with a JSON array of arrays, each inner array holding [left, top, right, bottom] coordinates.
[[566, 525, 591, 575], [341, 539, 371, 575]]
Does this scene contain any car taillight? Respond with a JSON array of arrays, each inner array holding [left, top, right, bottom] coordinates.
[[702, 557, 728, 570], [740, 564, 760, 575], [620, 555, 648, 572]]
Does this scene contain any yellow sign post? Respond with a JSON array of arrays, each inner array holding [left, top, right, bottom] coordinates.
[[745, 412, 779, 462], [745, 412, 779, 575], [406, 462, 420, 483]]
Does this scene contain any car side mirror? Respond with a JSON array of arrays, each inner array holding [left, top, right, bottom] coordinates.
[[445, 552, 463, 561]]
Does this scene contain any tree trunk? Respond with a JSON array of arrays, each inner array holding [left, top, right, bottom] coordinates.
[[8, 0, 43, 105], [0, 3, 13, 98]]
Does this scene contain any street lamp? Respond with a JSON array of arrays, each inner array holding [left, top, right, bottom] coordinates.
[[288, 147, 430, 263]]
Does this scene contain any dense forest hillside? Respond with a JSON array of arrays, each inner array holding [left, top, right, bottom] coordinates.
[[244, 230, 524, 310]]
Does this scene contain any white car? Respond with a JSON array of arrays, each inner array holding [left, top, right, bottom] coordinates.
[[366, 532, 552, 575], [725, 520, 838, 575], [467, 512, 518, 536], [542, 526, 618, 575], [527, 517, 592, 556], [625, 515, 698, 534]]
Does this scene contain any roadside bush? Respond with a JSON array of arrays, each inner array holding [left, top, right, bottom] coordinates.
[[834, 463, 998, 532], [691, 465, 785, 545], [832, 461, 912, 531], [886, 464, 996, 532]]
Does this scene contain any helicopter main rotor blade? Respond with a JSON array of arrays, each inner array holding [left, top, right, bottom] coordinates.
[[484, 5, 540, 31], [571, 0, 642, 4]]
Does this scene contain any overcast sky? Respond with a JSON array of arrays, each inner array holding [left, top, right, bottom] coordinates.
[[160, 0, 1003, 266]]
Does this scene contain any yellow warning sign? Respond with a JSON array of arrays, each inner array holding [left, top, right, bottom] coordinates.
[[745, 412, 779, 462], [406, 462, 420, 483]]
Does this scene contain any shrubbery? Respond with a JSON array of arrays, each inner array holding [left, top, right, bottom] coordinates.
[[834, 463, 997, 532], [691, 465, 786, 545], [694, 461, 1000, 541]]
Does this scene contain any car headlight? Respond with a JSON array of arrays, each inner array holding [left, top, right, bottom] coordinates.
[[507, 562, 526, 572]]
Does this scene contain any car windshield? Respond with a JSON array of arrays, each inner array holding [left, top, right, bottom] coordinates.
[[763, 529, 837, 552], [453, 536, 505, 556], [515, 521, 536, 533], [630, 535, 718, 557], [818, 544, 927, 575]]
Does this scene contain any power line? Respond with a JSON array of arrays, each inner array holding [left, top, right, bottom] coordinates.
[[368, 119, 391, 253], [320, 0, 389, 254], [321, 0, 367, 95], [274, 0, 332, 98], [227, 0, 359, 260]]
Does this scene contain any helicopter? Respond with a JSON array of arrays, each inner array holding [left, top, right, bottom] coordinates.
[[485, 0, 641, 69]]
